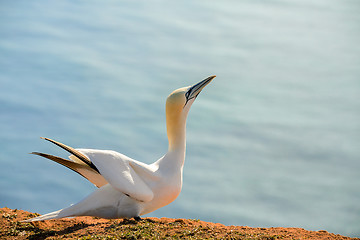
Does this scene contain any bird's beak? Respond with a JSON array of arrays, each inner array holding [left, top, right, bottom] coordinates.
[[185, 75, 216, 106]]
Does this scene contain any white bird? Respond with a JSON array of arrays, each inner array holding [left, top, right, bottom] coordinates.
[[23, 75, 215, 222]]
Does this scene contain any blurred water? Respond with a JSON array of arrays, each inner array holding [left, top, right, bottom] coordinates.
[[1, 0, 359, 237]]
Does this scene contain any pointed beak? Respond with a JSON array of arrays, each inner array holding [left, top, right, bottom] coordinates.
[[185, 75, 216, 105]]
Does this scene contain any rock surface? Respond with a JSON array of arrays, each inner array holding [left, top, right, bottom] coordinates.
[[0, 207, 357, 239]]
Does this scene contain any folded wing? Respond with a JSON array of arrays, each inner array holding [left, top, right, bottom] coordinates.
[[78, 149, 154, 202]]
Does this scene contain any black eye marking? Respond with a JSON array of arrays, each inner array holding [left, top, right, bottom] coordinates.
[[184, 98, 190, 108], [184, 88, 197, 108]]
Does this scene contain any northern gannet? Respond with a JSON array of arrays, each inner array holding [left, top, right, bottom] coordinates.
[[23, 75, 215, 222]]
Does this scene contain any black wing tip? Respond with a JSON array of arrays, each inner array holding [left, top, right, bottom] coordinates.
[[36, 137, 101, 174]]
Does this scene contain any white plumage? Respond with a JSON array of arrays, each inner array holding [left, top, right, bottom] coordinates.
[[23, 76, 215, 222]]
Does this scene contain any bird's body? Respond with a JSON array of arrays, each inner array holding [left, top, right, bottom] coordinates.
[[23, 76, 215, 222]]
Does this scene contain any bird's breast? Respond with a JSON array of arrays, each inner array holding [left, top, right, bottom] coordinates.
[[140, 174, 182, 215]]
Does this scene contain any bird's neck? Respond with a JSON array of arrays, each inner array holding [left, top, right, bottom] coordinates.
[[159, 116, 186, 171], [164, 100, 191, 168], [166, 113, 187, 153]]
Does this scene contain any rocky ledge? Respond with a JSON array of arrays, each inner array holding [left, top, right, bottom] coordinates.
[[0, 207, 357, 239]]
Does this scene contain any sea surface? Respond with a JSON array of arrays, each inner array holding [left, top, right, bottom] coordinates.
[[1, 0, 359, 237]]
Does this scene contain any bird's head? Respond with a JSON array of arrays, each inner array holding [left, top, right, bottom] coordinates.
[[166, 75, 216, 118]]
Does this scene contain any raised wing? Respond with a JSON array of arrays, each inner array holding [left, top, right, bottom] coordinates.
[[40, 137, 99, 173], [30, 152, 108, 188], [33, 137, 154, 202], [78, 149, 154, 202]]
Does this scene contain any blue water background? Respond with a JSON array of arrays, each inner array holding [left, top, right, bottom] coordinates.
[[1, 0, 359, 237]]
